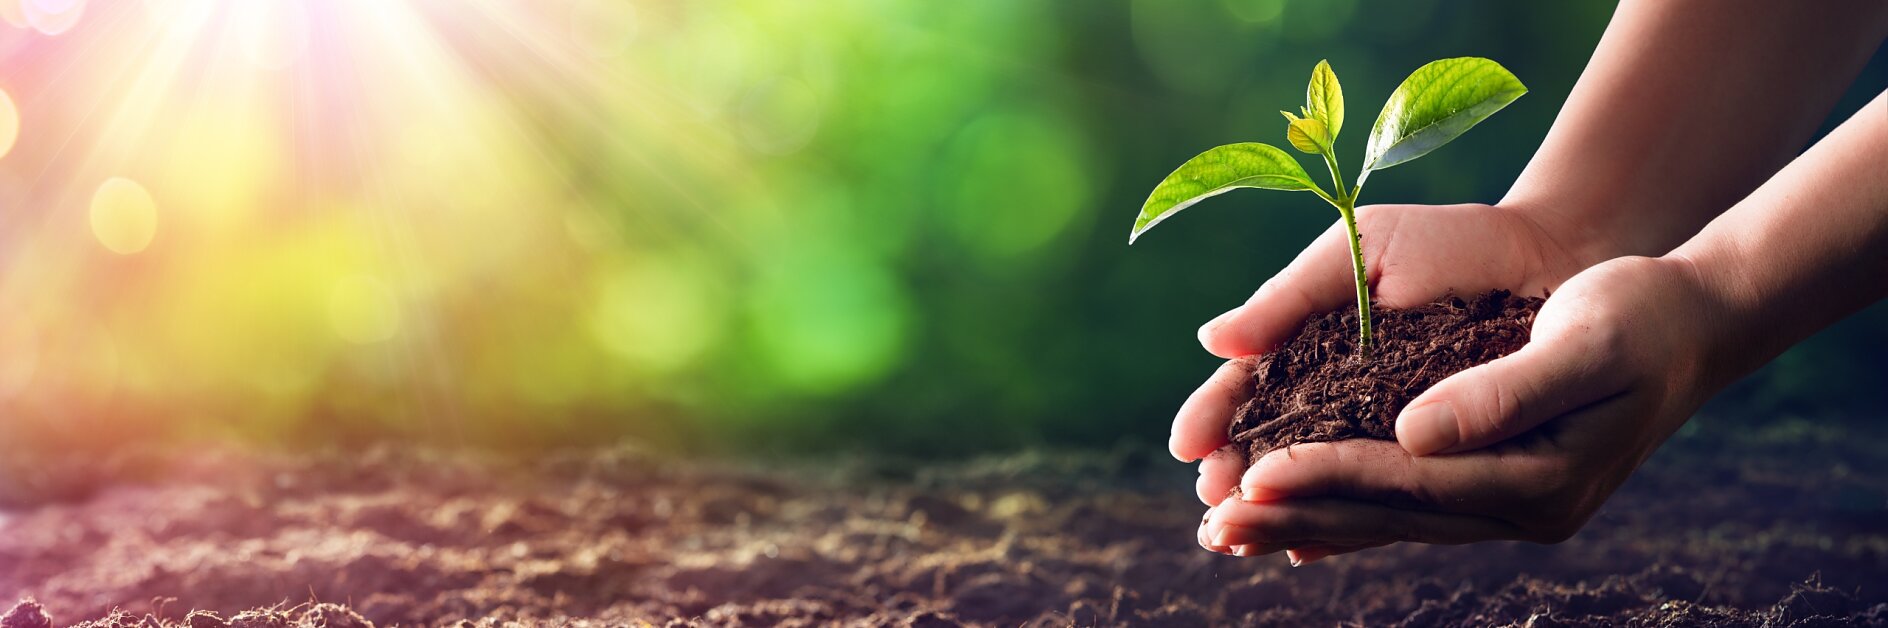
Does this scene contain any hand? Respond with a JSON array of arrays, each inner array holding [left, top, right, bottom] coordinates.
[[1171, 202, 1601, 502], [1201, 256, 1727, 562]]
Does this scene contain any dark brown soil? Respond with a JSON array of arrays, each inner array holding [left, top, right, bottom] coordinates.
[[2, 424, 1887, 626], [1229, 290, 1543, 462]]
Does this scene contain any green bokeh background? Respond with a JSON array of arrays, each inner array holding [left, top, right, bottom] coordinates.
[[593, 0, 1888, 456], [6, 0, 1882, 460]]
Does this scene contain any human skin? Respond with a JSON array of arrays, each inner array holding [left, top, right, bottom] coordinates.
[[1204, 88, 1888, 562], [1170, 0, 1888, 561]]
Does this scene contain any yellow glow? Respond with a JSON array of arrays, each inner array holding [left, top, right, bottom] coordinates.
[[590, 259, 724, 373], [89, 177, 159, 255], [155, 105, 282, 234], [735, 77, 824, 155], [328, 275, 401, 345], [569, 0, 638, 58], [328, 273, 402, 343], [0, 1, 25, 27], [0, 319, 35, 399], [0, 88, 16, 160]]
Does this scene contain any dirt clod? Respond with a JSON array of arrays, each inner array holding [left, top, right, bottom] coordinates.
[[296, 605, 370, 628], [1, 600, 52, 628], [182, 612, 225, 628], [1229, 290, 1542, 460]]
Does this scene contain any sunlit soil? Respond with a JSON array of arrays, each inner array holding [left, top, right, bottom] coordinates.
[[1, 422, 1884, 626]]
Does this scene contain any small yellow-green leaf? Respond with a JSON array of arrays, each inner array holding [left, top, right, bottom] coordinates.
[[1130, 143, 1321, 243], [1360, 57, 1526, 183], [1285, 117, 1330, 155], [1306, 59, 1343, 140]]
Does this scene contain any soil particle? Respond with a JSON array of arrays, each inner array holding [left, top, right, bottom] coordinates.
[[224, 607, 290, 628], [1774, 578, 1855, 625], [1229, 290, 1542, 461], [68, 610, 139, 628], [0, 600, 51, 628], [899, 611, 963, 628], [294, 605, 370, 628], [181, 612, 225, 628]]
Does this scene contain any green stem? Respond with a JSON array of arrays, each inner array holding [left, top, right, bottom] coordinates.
[[1320, 151, 1347, 203], [1317, 148, 1373, 358], [1337, 199, 1373, 358]]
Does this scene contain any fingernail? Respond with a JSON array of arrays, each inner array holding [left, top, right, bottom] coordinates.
[[1198, 526, 1229, 554], [1238, 486, 1284, 502], [1169, 433, 1194, 463], [1397, 402, 1458, 456], [1213, 525, 1253, 547], [1198, 308, 1239, 343], [1215, 524, 1246, 546]]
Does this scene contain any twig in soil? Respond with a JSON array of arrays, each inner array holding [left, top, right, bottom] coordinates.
[[1231, 409, 1311, 445]]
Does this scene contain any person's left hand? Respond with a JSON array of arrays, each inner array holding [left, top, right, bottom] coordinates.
[[1199, 255, 1736, 563]]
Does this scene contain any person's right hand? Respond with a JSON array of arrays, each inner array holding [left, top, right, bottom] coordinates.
[[1169, 202, 1611, 513]]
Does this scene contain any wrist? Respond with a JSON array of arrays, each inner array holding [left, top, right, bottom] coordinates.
[[1657, 248, 1759, 396], [1491, 197, 1635, 278], [1498, 184, 1714, 268]]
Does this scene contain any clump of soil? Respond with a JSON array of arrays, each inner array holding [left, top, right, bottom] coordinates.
[[1229, 290, 1543, 461], [1, 599, 51, 628]]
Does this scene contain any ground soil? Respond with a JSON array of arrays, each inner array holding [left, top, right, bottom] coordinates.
[[1228, 290, 1543, 462], [2, 421, 1886, 627]]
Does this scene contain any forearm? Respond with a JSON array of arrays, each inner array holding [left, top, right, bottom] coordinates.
[[1504, 0, 1888, 262], [1671, 91, 1888, 390]]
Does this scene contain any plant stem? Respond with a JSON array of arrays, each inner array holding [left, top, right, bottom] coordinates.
[[1337, 199, 1373, 358], [1318, 150, 1373, 358]]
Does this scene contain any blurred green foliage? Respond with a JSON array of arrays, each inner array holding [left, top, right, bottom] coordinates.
[[577, 0, 1888, 455], [6, 0, 1882, 459]]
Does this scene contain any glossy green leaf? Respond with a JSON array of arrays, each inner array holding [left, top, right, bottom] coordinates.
[[1129, 143, 1320, 243], [1359, 57, 1526, 184], [1306, 59, 1343, 140], [1280, 112, 1330, 154]]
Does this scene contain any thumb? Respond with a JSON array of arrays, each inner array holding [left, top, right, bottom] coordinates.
[[1395, 329, 1625, 456], [1199, 221, 1354, 358]]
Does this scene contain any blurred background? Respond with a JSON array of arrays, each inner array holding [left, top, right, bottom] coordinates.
[[0, 0, 1882, 461]]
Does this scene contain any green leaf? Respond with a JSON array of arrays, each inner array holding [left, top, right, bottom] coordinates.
[[1359, 57, 1526, 184], [1130, 143, 1321, 243], [1281, 112, 1330, 155], [1306, 59, 1343, 140]]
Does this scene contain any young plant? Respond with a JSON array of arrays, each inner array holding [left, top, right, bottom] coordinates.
[[1130, 58, 1525, 358]]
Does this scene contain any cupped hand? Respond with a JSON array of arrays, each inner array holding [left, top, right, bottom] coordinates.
[[1201, 256, 1727, 562], [1171, 203, 1601, 502]]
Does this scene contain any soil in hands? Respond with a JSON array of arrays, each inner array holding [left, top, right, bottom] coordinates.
[[1227, 290, 1544, 462]]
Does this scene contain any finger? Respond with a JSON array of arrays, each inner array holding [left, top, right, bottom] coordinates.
[[1286, 541, 1389, 566], [1285, 545, 1338, 566], [1170, 359, 1255, 462], [1231, 542, 1289, 558], [1207, 497, 1523, 547], [1195, 448, 1244, 506], [1238, 439, 1553, 514], [1395, 319, 1630, 456], [1198, 220, 1355, 359], [1198, 506, 1231, 554]]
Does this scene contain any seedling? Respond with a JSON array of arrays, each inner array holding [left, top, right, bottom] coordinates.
[[1130, 58, 1526, 358]]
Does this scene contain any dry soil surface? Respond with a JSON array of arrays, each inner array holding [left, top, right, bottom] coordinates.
[[1, 423, 1885, 626]]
